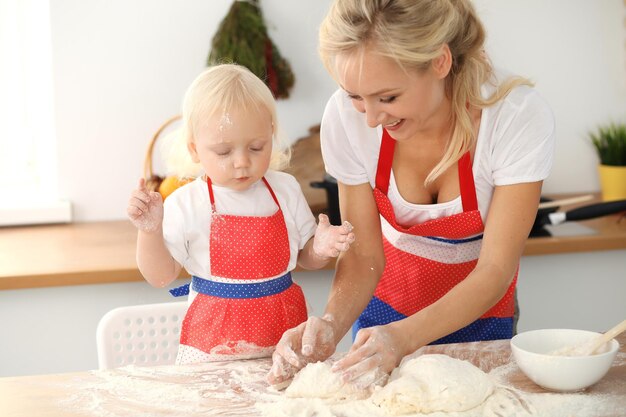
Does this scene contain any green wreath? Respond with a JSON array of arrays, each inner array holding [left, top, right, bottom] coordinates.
[[208, 0, 295, 99]]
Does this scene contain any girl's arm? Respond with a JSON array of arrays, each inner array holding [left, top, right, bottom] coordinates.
[[136, 228, 182, 288], [128, 179, 182, 287], [297, 214, 355, 270], [334, 181, 542, 381]]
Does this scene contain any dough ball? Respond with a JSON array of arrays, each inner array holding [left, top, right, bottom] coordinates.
[[285, 361, 370, 401], [371, 354, 495, 415]]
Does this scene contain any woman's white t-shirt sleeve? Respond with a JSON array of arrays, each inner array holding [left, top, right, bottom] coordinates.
[[321, 91, 371, 185], [490, 87, 556, 186]]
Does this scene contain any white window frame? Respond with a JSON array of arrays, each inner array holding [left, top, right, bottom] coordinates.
[[0, 0, 71, 226]]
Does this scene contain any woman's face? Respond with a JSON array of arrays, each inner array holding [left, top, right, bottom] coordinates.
[[336, 49, 449, 141]]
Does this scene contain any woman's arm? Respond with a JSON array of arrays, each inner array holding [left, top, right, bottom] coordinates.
[[267, 182, 384, 384], [334, 181, 542, 380], [402, 181, 542, 348], [323, 182, 386, 344]]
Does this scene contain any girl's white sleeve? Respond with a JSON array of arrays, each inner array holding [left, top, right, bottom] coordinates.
[[289, 177, 317, 250], [162, 196, 189, 267]]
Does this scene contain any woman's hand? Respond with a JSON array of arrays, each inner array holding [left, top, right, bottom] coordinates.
[[312, 214, 355, 259], [332, 322, 411, 384], [127, 178, 164, 233], [267, 315, 338, 385]]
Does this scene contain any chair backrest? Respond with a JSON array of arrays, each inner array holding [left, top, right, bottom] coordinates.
[[96, 301, 188, 369]]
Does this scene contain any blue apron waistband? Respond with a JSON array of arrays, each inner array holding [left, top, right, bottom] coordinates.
[[169, 272, 293, 299], [353, 296, 513, 343]]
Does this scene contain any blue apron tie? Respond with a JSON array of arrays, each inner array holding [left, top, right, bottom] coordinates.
[[169, 283, 191, 297], [169, 272, 293, 299]]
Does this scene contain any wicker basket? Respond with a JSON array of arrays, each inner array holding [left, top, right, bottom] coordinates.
[[143, 115, 182, 193]]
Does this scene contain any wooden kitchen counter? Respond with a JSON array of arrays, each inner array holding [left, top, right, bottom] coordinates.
[[1, 193, 625, 290], [0, 211, 624, 291], [1, 334, 624, 417]]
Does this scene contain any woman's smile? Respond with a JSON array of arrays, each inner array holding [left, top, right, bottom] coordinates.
[[384, 119, 404, 131]]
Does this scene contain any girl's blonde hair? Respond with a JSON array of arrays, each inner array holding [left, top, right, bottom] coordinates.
[[166, 63, 290, 178], [319, 0, 532, 184]]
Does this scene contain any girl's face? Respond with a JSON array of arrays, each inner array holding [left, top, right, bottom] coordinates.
[[189, 105, 273, 191], [336, 49, 449, 141]]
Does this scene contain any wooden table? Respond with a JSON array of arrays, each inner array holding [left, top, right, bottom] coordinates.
[[1, 335, 624, 417]]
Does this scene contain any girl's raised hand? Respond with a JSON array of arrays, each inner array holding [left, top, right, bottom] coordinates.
[[312, 213, 355, 259], [127, 178, 164, 233]]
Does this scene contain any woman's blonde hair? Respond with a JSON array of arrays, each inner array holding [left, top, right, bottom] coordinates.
[[319, 0, 532, 184], [165, 63, 290, 178]]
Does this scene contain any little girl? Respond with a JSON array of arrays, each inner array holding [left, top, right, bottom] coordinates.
[[127, 64, 355, 364]]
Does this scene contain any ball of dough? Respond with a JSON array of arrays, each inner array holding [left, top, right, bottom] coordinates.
[[285, 361, 370, 401], [371, 354, 495, 415]]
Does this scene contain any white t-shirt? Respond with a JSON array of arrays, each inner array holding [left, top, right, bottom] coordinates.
[[162, 170, 317, 281], [320, 77, 555, 224]]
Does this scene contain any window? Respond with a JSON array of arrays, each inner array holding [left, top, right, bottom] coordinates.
[[0, 0, 71, 226]]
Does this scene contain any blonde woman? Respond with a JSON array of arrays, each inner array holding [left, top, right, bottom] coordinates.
[[269, 0, 554, 384], [127, 64, 354, 364]]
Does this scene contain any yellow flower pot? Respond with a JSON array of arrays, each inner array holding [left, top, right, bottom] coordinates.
[[598, 165, 626, 201]]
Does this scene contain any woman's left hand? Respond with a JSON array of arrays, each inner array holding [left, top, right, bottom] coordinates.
[[331, 323, 411, 384]]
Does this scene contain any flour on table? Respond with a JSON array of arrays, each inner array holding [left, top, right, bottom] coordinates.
[[53, 347, 623, 417], [371, 354, 495, 415]]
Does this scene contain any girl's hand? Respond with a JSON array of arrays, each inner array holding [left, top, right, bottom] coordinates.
[[312, 214, 355, 259], [127, 178, 164, 233], [267, 315, 338, 385], [331, 323, 410, 384]]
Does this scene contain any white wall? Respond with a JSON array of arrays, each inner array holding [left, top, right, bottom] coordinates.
[[51, 0, 337, 221], [49, 0, 626, 222], [475, 0, 626, 195]]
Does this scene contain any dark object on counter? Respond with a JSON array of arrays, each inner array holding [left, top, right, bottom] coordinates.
[[531, 197, 626, 237], [312, 176, 626, 236], [311, 174, 341, 226]]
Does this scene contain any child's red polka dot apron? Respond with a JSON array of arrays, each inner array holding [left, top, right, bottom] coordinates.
[[355, 129, 516, 343], [171, 177, 307, 360]]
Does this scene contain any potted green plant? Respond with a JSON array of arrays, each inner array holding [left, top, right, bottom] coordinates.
[[590, 122, 626, 201]]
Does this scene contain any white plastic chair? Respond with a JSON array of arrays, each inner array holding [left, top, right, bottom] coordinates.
[[96, 301, 188, 369]]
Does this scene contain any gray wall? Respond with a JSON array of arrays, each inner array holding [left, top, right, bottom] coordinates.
[[2, 250, 625, 378]]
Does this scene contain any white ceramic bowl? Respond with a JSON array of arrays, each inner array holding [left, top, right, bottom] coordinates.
[[510, 329, 619, 392]]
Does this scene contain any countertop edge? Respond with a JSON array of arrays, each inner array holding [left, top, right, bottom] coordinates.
[[1, 202, 625, 290]]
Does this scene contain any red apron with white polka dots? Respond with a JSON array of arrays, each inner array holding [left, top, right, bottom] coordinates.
[[178, 177, 307, 358], [354, 129, 516, 344]]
